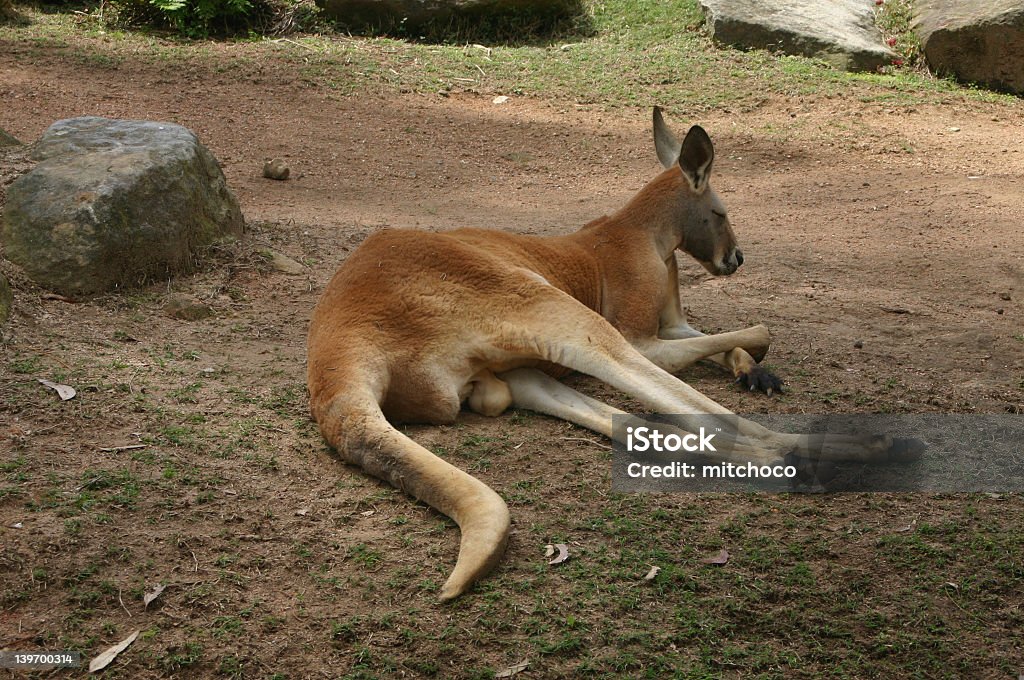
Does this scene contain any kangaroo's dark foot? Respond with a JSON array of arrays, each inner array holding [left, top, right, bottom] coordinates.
[[887, 437, 927, 463], [785, 452, 838, 488], [736, 365, 784, 396]]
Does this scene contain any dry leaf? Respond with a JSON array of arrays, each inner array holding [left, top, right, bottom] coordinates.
[[89, 630, 139, 673], [492, 95, 509, 105], [38, 379, 76, 401], [360, 510, 375, 517], [295, 508, 310, 516], [494, 659, 529, 678], [544, 544, 554, 558], [143, 584, 166, 608], [548, 543, 569, 565], [702, 549, 729, 566], [643, 565, 661, 581]]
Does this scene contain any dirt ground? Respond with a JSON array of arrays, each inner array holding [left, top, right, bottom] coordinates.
[[1, 37, 1023, 679]]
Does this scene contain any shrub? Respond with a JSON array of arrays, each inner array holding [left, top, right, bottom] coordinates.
[[109, 0, 318, 37]]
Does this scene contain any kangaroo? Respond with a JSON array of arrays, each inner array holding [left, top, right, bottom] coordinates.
[[307, 107, 921, 601]]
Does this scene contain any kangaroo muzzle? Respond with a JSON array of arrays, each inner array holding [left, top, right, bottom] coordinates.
[[715, 247, 743, 275]]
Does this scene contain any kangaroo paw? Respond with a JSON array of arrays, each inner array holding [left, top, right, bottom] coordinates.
[[887, 437, 927, 463], [736, 365, 784, 396], [785, 452, 838, 488]]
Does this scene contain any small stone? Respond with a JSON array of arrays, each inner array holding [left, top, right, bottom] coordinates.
[[164, 294, 214, 321], [999, 292, 1011, 301], [996, 308, 1004, 315], [262, 158, 290, 180], [265, 250, 305, 275], [853, 340, 864, 349], [492, 95, 509, 105]]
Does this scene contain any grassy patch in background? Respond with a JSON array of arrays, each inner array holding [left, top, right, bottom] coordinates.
[[1, 0, 1015, 116]]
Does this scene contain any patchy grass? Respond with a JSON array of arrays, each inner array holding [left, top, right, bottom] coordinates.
[[0, 0, 1017, 115]]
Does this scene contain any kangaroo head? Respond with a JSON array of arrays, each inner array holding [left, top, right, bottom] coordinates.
[[653, 107, 743, 276]]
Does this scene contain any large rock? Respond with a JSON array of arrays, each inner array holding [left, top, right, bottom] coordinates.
[[317, 0, 579, 30], [700, 0, 896, 72], [914, 0, 1024, 94], [1, 117, 243, 296]]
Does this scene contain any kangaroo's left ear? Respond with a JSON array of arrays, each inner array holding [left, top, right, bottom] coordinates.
[[678, 125, 714, 193], [653, 106, 681, 169]]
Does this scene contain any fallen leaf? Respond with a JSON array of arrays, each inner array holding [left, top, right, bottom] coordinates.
[[702, 549, 729, 566], [360, 510, 375, 517], [89, 630, 139, 673], [492, 95, 509, 105], [12, 522, 23, 529], [494, 659, 529, 678], [544, 544, 554, 558], [295, 507, 310, 516], [38, 379, 76, 401], [143, 584, 166, 608], [643, 565, 661, 581], [549, 543, 569, 565]]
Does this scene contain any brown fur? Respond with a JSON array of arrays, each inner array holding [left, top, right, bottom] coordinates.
[[307, 108, 919, 600]]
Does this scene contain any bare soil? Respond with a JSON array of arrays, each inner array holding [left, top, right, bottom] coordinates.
[[1, 39, 1022, 679]]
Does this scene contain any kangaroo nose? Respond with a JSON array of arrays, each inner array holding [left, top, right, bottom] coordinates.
[[734, 249, 744, 267]]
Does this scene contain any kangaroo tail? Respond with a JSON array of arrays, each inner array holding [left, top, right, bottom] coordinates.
[[316, 390, 511, 601]]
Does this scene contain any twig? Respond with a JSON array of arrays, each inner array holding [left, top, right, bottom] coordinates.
[[559, 436, 612, 450], [118, 589, 132, 618], [269, 37, 318, 52], [99, 444, 147, 453], [40, 293, 77, 303]]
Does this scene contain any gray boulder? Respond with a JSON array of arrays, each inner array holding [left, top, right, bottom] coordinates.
[[700, 0, 896, 72], [1, 117, 243, 297], [914, 0, 1024, 94], [317, 0, 579, 30]]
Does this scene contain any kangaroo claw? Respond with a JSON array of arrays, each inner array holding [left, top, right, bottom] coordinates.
[[736, 365, 784, 396]]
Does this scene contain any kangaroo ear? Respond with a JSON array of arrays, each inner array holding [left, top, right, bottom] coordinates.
[[678, 125, 714, 193], [653, 106, 681, 170]]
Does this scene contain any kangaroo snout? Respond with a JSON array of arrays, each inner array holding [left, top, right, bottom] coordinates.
[[715, 247, 743, 275]]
